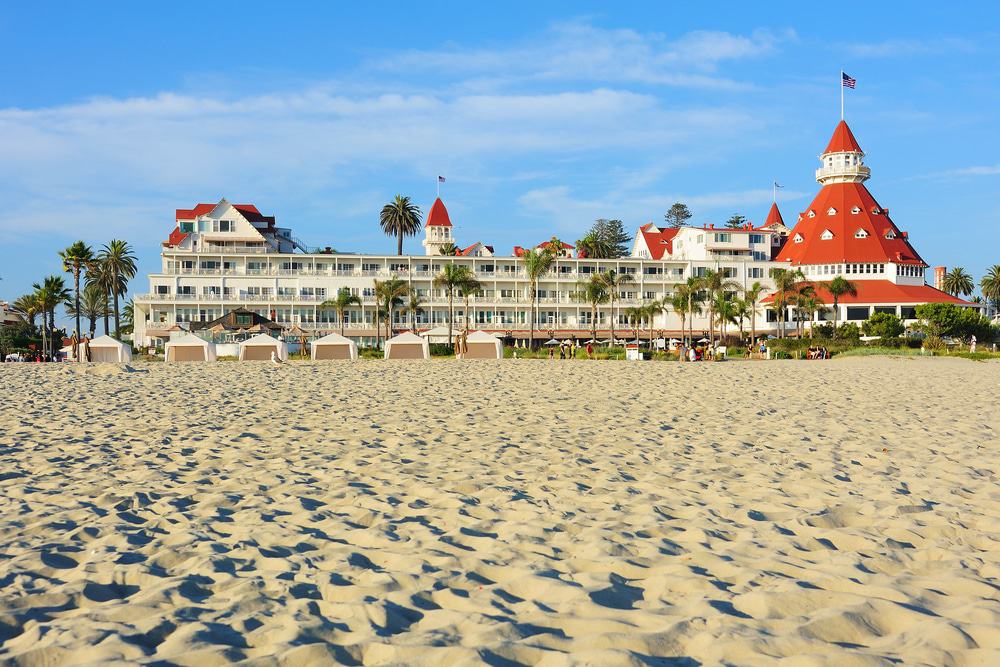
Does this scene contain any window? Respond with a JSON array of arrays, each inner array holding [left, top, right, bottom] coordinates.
[[203, 286, 220, 295], [179, 222, 194, 233], [793, 233, 804, 244], [846, 306, 870, 321], [884, 231, 896, 239], [807, 210, 816, 218], [851, 206, 861, 214], [177, 286, 194, 295], [900, 307, 917, 319], [874, 306, 895, 315], [198, 221, 211, 232], [218, 220, 233, 232], [748, 267, 764, 278], [854, 229, 868, 239], [715, 233, 732, 243], [827, 207, 837, 216], [820, 229, 834, 240], [155, 285, 170, 295], [749, 234, 764, 244]]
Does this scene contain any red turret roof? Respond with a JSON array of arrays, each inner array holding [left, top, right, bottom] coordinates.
[[776, 182, 924, 266], [637, 223, 680, 260], [824, 120, 863, 154], [763, 202, 785, 228], [762, 281, 970, 306], [425, 198, 452, 227]]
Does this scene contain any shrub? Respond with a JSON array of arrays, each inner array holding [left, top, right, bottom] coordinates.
[[862, 312, 905, 339], [836, 322, 861, 340], [915, 303, 996, 341], [923, 335, 947, 351], [813, 322, 835, 338]]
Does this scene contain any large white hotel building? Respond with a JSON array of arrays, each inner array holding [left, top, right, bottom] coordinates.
[[134, 121, 968, 347]]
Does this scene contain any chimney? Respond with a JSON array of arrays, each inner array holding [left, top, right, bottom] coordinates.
[[934, 266, 947, 291]]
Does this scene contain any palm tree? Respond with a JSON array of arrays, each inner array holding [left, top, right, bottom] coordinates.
[[320, 288, 362, 336], [942, 267, 974, 297], [670, 290, 689, 345], [792, 283, 817, 338], [701, 269, 741, 344], [379, 195, 423, 255], [65, 283, 109, 338], [96, 240, 137, 338], [981, 265, 1000, 310], [12, 294, 38, 328], [59, 241, 94, 347], [433, 263, 473, 346], [575, 274, 609, 343], [770, 268, 805, 338], [85, 260, 113, 335], [406, 290, 424, 330], [712, 293, 739, 341], [377, 276, 409, 339], [645, 300, 664, 348], [458, 273, 482, 334], [32, 275, 70, 358], [121, 298, 135, 335], [522, 248, 555, 349], [598, 269, 635, 345], [731, 297, 751, 342], [826, 276, 857, 337], [438, 242, 460, 256], [743, 281, 765, 346], [797, 294, 827, 338], [623, 306, 643, 341]]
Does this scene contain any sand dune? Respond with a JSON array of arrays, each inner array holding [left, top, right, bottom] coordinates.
[[0, 357, 998, 665]]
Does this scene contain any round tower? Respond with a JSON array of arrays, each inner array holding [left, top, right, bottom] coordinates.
[[815, 120, 871, 185]]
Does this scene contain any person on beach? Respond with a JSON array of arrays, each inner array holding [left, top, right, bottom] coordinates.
[[970, 335, 977, 353], [586, 341, 593, 359], [270, 350, 282, 365]]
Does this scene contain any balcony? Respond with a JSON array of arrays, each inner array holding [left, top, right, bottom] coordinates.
[[815, 164, 871, 182]]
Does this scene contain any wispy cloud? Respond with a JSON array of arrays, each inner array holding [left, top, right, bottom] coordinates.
[[842, 37, 978, 58]]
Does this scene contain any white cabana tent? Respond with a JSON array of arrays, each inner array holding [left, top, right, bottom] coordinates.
[[88, 335, 132, 363], [459, 330, 503, 359], [419, 326, 452, 344], [311, 332, 358, 360], [165, 333, 217, 362], [239, 333, 288, 361], [384, 331, 430, 360]]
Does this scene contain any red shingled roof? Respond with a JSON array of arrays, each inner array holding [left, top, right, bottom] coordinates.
[[824, 120, 863, 154], [763, 202, 785, 228], [176, 203, 215, 220], [637, 223, 680, 260], [425, 198, 452, 227], [776, 182, 924, 266], [762, 280, 971, 306]]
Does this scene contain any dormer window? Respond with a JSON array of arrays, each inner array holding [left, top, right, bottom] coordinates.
[[884, 230, 897, 240], [851, 206, 861, 214], [820, 229, 834, 240], [793, 233, 804, 244], [807, 210, 816, 218], [871, 207, 881, 215], [827, 207, 837, 216], [854, 229, 869, 239]]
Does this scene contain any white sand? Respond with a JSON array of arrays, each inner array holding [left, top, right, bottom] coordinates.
[[0, 357, 998, 666]]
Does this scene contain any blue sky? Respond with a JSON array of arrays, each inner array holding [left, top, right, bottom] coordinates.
[[1, 1, 999, 309]]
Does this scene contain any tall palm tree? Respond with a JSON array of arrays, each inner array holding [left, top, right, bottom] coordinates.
[[12, 294, 38, 328], [377, 276, 409, 340], [797, 294, 827, 338], [320, 288, 362, 336], [438, 242, 460, 256], [121, 298, 135, 335], [981, 265, 1000, 311], [433, 263, 473, 346], [58, 241, 94, 346], [522, 248, 555, 349], [770, 268, 805, 338], [743, 281, 765, 346], [731, 297, 751, 342], [675, 277, 704, 345], [645, 299, 664, 348], [792, 282, 817, 338], [701, 269, 741, 345], [623, 306, 642, 341], [406, 290, 424, 330], [85, 260, 113, 335], [379, 195, 423, 256], [458, 273, 482, 334], [96, 240, 137, 338], [598, 269, 635, 345], [670, 290, 689, 345], [826, 276, 857, 338], [65, 283, 109, 338], [32, 275, 70, 358], [712, 292, 739, 342], [942, 267, 974, 297], [575, 274, 609, 343]]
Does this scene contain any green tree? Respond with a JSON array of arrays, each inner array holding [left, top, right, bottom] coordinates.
[[575, 274, 609, 342], [12, 294, 39, 329], [376, 276, 409, 340], [32, 275, 70, 357], [96, 240, 137, 338], [916, 302, 995, 341], [598, 269, 635, 345], [458, 272, 483, 334], [59, 241, 94, 346], [379, 195, 423, 256], [406, 290, 424, 330], [85, 260, 113, 335], [320, 288, 362, 336], [577, 219, 632, 258], [521, 248, 555, 349], [770, 268, 806, 338], [797, 293, 827, 338], [439, 242, 459, 256], [743, 281, 766, 345], [433, 263, 474, 346], [664, 202, 693, 228], [941, 267, 974, 297], [724, 214, 748, 229], [669, 289, 690, 346], [826, 276, 858, 338], [862, 312, 905, 339], [121, 298, 135, 336], [701, 269, 741, 344], [644, 299, 664, 348], [64, 283, 109, 338], [979, 265, 1000, 310]]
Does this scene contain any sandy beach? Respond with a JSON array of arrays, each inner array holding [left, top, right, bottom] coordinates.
[[0, 357, 998, 666]]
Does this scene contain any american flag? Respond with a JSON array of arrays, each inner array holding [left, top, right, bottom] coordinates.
[[842, 72, 856, 89], [438, 175, 446, 183]]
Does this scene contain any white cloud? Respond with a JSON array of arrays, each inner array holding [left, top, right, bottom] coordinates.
[[842, 37, 977, 58]]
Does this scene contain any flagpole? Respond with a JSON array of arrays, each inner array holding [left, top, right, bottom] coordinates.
[[436, 177, 440, 198], [840, 70, 844, 120]]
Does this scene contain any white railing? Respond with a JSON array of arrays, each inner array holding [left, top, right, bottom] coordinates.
[[815, 165, 871, 181]]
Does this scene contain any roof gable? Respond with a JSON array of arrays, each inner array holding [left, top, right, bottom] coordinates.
[[824, 120, 863, 154], [426, 198, 452, 227]]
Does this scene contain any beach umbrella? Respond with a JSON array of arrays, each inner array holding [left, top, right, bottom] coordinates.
[[584, 338, 597, 344], [698, 337, 710, 343], [544, 339, 560, 346]]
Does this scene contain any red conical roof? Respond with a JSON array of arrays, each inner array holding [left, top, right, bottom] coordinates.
[[824, 120, 863, 154], [764, 202, 785, 227], [425, 197, 452, 227], [775, 182, 924, 266]]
